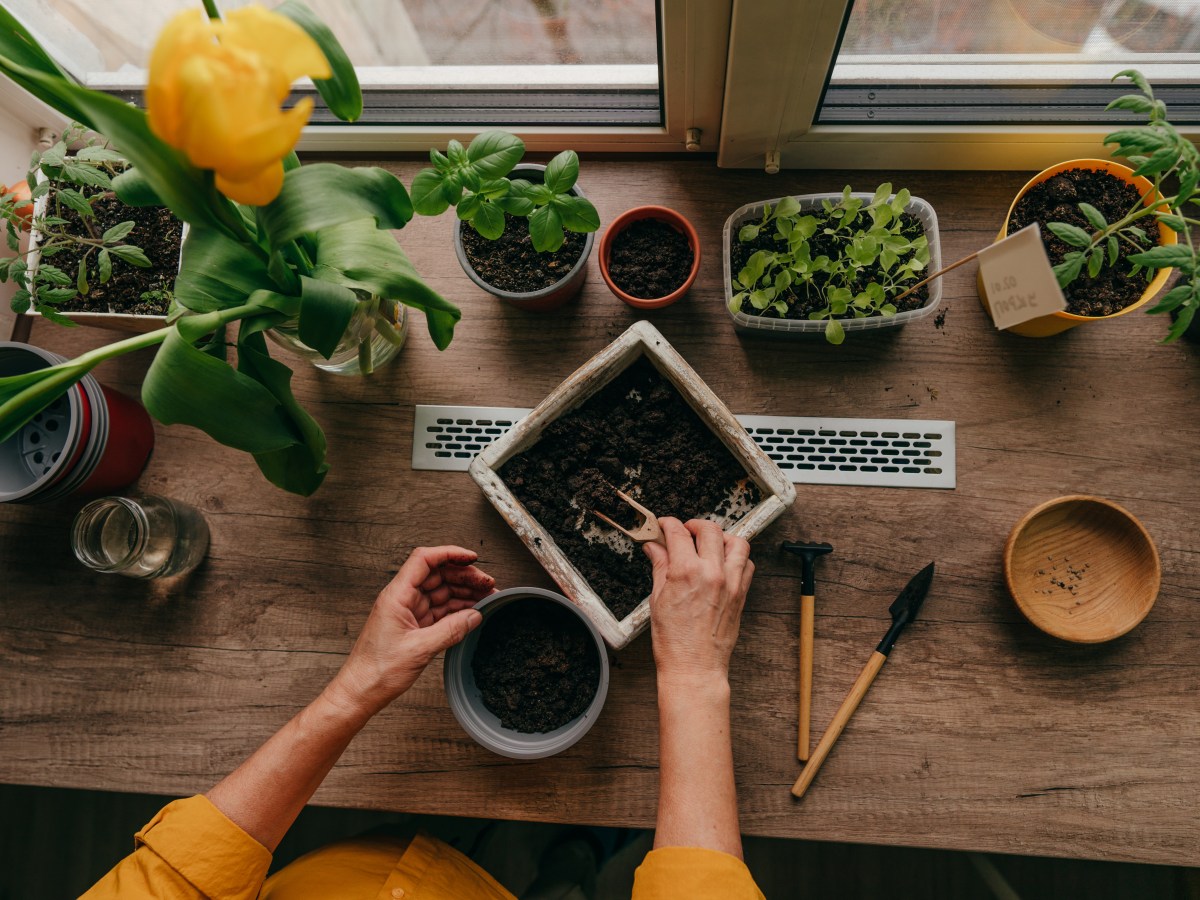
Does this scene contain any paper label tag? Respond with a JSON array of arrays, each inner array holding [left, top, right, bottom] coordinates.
[[977, 223, 1067, 330]]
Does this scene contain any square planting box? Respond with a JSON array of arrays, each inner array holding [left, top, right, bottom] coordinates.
[[469, 321, 796, 650]]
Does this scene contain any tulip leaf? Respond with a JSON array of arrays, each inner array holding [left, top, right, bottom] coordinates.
[[0, 8, 85, 120], [175, 226, 273, 312], [276, 0, 362, 123], [310, 216, 461, 350], [142, 326, 299, 455], [236, 319, 329, 496], [298, 275, 359, 359], [260, 164, 413, 251], [112, 168, 163, 208]]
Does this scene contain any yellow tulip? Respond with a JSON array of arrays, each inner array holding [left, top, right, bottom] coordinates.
[[147, 6, 331, 206]]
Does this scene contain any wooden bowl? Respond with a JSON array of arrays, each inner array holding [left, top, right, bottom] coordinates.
[[1004, 495, 1161, 643]]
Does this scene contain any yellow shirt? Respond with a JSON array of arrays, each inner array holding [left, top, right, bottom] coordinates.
[[82, 796, 765, 900]]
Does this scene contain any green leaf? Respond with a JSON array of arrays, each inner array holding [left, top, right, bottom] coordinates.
[[1087, 248, 1104, 278], [142, 326, 300, 455], [410, 169, 450, 216], [54, 188, 92, 218], [37, 286, 78, 303], [1078, 203, 1107, 230], [456, 192, 482, 221], [1107, 236, 1119, 266], [276, 0, 362, 122], [108, 245, 151, 267], [1163, 302, 1196, 343], [466, 131, 525, 179], [98, 248, 111, 283], [1147, 283, 1194, 315], [739, 223, 760, 241], [310, 216, 461, 350], [1132, 146, 1179, 179], [1114, 69, 1153, 98], [528, 204, 564, 253], [75, 257, 87, 295], [296, 275, 359, 359], [102, 220, 135, 243], [1047, 222, 1092, 248], [1107, 94, 1155, 115], [73, 146, 125, 164], [110, 167, 162, 208], [1053, 252, 1085, 288], [175, 226, 272, 312], [496, 193, 534, 217], [824, 317, 845, 345], [872, 183, 892, 205], [553, 195, 600, 233], [1129, 244, 1194, 269], [60, 162, 110, 189], [543, 151, 579, 194], [773, 196, 801, 219], [472, 202, 505, 240], [259, 164, 413, 252], [1102, 128, 1167, 156], [1156, 213, 1187, 233]]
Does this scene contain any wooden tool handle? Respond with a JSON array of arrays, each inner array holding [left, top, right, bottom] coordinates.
[[791, 650, 887, 800], [798, 594, 815, 761]]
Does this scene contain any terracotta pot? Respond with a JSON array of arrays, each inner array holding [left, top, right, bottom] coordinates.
[[599, 205, 701, 310], [978, 159, 1177, 337], [452, 164, 594, 313]]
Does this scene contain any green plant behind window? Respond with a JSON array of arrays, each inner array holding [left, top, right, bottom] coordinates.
[[411, 132, 600, 253], [1048, 70, 1199, 341], [730, 184, 929, 344]]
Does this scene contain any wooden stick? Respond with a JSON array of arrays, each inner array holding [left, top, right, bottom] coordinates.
[[792, 650, 887, 799], [890, 251, 979, 305], [798, 593, 815, 761]]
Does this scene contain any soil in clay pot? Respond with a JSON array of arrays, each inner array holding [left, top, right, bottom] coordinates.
[[471, 598, 600, 733], [730, 211, 929, 320], [1007, 168, 1159, 318], [608, 219, 693, 299], [501, 357, 761, 619], [51, 184, 183, 316], [461, 214, 585, 293]]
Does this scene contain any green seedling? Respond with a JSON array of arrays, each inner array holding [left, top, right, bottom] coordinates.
[[730, 183, 929, 344], [1047, 70, 1200, 342], [411, 132, 599, 253]]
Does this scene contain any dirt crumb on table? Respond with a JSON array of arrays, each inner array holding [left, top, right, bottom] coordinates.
[[501, 357, 760, 619]]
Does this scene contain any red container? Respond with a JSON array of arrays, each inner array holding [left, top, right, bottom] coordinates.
[[78, 385, 155, 495], [599, 206, 701, 310]]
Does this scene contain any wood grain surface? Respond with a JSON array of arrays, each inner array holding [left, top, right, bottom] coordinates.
[[2, 160, 1198, 866]]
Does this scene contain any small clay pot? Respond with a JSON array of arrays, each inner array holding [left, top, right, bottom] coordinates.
[[599, 205, 701, 310], [453, 164, 595, 313], [443, 586, 609, 759]]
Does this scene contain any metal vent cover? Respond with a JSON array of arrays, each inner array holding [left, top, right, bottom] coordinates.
[[412, 405, 955, 489]]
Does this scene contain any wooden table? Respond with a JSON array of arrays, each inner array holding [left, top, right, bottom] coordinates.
[[2, 161, 1198, 867]]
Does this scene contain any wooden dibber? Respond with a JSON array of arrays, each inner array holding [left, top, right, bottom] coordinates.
[[792, 562, 935, 800], [591, 490, 666, 545], [781, 541, 833, 761]]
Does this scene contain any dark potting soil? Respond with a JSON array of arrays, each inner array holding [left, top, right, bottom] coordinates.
[[1006, 168, 1159, 318], [51, 185, 182, 315], [607, 219, 693, 299], [730, 211, 930, 320], [500, 357, 760, 620], [471, 599, 600, 734], [461, 214, 586, 294]]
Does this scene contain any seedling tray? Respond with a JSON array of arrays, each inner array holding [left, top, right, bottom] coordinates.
[[469, 320, 796, 650]]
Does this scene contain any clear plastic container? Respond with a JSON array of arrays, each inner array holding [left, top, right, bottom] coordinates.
[[722, 192, 943, 337]]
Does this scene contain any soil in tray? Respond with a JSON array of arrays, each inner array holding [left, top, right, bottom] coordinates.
[[730, 211, 929, 320], [1007, 168, 1160, 318], [471, 598, 600, 733], [461, 214, 586, 294], [51, 184, 182, 316], [500, 357, 761, 620], [608, 219, 693, 299]]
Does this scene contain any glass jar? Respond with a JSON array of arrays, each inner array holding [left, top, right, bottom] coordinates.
[[269, 294, 408, 376], [72, 495, 210, 579]]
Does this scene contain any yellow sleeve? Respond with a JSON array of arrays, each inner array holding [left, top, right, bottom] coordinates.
[[82, 795, 273, 900], [633, 847, 765, 900]]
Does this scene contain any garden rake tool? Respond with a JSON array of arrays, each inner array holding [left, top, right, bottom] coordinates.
[[781, 540, 833, 761], [591, 489, 665, 545]]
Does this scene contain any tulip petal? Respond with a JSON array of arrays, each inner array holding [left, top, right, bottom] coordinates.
[[147, 9, 214, 146], [216, 160, 284, 206], [221, 6, 331, 88]]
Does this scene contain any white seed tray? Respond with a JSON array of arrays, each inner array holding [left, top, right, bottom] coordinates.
[[469, 320, 797, 650]]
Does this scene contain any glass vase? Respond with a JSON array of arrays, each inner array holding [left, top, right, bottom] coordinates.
[[72, 495, 210, 579], [269, 295, 408, 376]]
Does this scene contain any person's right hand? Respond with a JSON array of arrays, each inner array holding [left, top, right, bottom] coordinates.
[[643, 518, 754, 686]]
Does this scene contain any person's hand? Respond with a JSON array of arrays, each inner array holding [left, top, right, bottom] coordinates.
[[325, 546, 495, 719], [643, 518, 754, 689]]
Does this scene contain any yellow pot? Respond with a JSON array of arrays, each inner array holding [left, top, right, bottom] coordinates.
[[978, 158, 1177, 337]]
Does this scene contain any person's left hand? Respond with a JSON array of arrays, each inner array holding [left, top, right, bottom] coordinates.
[[325, 546, 495, 718]]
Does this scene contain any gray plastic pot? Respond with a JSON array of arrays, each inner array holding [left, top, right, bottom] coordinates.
[[452, 164, 595, 312], [444, 586, 610, 759]]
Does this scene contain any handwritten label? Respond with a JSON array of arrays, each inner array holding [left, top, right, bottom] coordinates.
[[977, 223, 1067, 330]]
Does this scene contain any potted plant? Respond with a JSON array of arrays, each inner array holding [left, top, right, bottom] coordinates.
[[2, 124, 184, 333], [443, 587, 609, 759], [411, 132, 600, 312], [598, 205, 700, 310], [978, 71, 1193, 340], [723, 184, 942, 344], [0, 1, 462, 497]]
